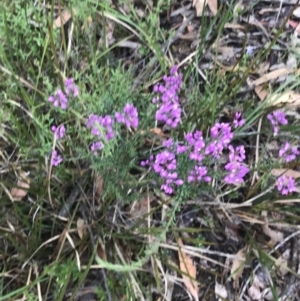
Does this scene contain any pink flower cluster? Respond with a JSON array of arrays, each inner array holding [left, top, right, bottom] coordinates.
[[152, 66, 183, 128], [48, 78, 78, 109], [115, 104, 139, 128], [86, 104, 139, 154], [267, 110, 298, 195], [267, 110, 287, 135], [277, 175, 296, 195], [142, 111, 248, 194], [224, 145, 249, 184], [50, 124, 66, 166]]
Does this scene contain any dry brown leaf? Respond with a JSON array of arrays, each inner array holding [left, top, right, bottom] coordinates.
[[54, 10, 72, 28], [248, 276, 262, 300], [224, 23, 245, 30], [94, 173, 104, 198], [267, 91, 300, 107], [219, 47, 235, 60], [178, 238, 199, 300], [262, 221, 284, 247], [76, 218, 86, 239], [251, 68, 295, 86], [129, 194, 156, 220], [207, 0, 218, 15], [187, 24, 195, 33], [149, 127, 168, 138], [275, 248, 290, 276], [255, 61, 270, 75], [271, 169, 300, 179], [192, 0, 207, 16], [255, 86, 300, 108], [254, 85, 269, 101], [11, 171, 30, 201], [231, 247, 246, 288]]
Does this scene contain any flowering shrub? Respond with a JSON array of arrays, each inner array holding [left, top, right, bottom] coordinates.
[[47, 70, 299, 198]]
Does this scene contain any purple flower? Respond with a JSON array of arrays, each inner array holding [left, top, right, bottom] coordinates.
[[185, 131, 205, 162], [188, 165, 211, 183], [156, 101, 181, 128], [223, 145, 249, 184], [150, 150, 183, 194], [115, 104, 139, 128], [48, 89, 68, 109], [65, 78, 79, 97], [228, 145, 246, 162], [233, 112, 246, 128], [153, 150, 176, 176], [277, 175, 296, 195], [246, 46, 257, 55], [206, 123, 233, 158], [86, 114, 114, 141], [141, 155, 154, 167], [163, 138, 174, 149], [176, 144, 187, 154], [153, 66, 183, 128], [90, 141, 103, 154], [279, 142, 299, 162], [223, 163, 249, 184], [48, 78, 79, 109], [267, 110, 288, 135], [51, 124, 66, 140], [51, 150, 63, 166]]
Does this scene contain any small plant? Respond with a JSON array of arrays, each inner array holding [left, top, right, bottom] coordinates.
[[46, 67, 299, 199]]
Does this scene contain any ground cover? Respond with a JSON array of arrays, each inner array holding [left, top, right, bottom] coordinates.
[[1, 0, 300, 300]]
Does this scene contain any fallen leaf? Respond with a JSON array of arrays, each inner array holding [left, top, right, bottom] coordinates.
[[97, 238, 107, 260], [251, 68, 295, 86], [76, 218, 86, 239], [11, 171, 30, 201], [215, 282, 227, 301], [231, 247, 246, 288], [248, 276, 262, 300], [262, 221, 284, 247], [254, 85, 268, 101], [94, 173, 104, 198], [219, 47, 235, 60], [224, 23, 245, 30], [271, 169, 300, 179], [275, 248, 290, 276], [267, 91, 300, 107], [54, 10, 72, 28], [207, 0, 218, 15], [149, 127, 168, 138], [129, 194, 156, 220], [187, 24, 195, 33], [192, 0, 207, 17], [255, 61, 270, 75], [178, 238, 199, 300]]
